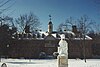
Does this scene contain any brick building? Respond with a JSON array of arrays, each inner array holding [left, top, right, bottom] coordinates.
[[0, 20, 97, 59]]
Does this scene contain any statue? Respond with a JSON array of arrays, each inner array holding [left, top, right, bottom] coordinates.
[[58, 34, 68, 56], [57, 34, 68, 67]]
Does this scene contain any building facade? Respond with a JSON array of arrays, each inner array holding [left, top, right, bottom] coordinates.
[[0, 20, 99, 59]]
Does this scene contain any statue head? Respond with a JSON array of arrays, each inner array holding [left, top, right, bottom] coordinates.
[[60, 34, 65, 40]]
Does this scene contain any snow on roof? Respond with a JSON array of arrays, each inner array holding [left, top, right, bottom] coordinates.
[[73, 38, 92, 40], [16, 30, 92, 40], [64, 31, 75, 36], [39, 31, 48, 36], [51, 34, 57, 38], [73, 35, 92, 40], [85, 35, 92, 40]]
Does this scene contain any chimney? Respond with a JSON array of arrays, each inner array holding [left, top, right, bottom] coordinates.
[[72, 25, 77, 33]]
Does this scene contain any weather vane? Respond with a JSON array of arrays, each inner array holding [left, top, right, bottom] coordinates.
[[49, 14, 52, 21]]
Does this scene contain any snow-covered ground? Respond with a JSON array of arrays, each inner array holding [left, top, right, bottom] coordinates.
[[0, 58, 100, 67]]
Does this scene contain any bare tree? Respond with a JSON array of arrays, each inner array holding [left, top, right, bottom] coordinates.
[[0, 0, 16, 28], [57, 17, 74, 32], [77, 15, 95, 62], [0, 16, 14, 26], [77, 15, 94, 35], [57, 15, 94, 35], [0, 0, 16, 60], [94, 23, 100, 34], [15, 13, 41, 33], [57, 15, 94, 62]]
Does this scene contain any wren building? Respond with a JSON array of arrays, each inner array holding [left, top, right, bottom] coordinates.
[[1, 19, 98, 59]]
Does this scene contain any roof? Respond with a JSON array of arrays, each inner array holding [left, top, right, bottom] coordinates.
[[13, 30, 92, 40], [48, 21, 52, 24]]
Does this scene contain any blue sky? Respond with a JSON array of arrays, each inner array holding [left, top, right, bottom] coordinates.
[[3, 0, 100, 31]]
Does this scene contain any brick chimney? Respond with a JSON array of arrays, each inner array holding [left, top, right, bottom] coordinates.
[[72, 25, 77, 33]]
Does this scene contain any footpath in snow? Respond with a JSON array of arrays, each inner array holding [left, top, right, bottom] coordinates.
[[0, 59, 100, 67]]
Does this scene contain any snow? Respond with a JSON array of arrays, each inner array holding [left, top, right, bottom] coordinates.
[[65, 31, 75, 36], [0, 59, 100, 67], [69, 59, 100, 67], [85, 35, 92, 40]]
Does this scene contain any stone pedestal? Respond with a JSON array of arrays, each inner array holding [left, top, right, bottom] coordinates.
[[57, 55, 68, 67]]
